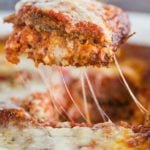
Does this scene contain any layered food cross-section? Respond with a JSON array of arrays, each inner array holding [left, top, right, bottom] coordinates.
[[5, 0, 130, 66]]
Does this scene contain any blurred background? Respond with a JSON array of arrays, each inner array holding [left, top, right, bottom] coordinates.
[[0, 0, 150, 13]]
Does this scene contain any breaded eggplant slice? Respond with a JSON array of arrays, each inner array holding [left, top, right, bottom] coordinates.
[[5, 0, 130, 66]]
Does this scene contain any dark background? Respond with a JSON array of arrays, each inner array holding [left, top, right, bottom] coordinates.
[[0, 0, 150, 13]]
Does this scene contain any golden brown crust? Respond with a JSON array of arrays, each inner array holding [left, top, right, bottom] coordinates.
[[0, 108, 89, 128], [12, 92, 59, 122], [0, 109, 34, 127], [0, 108, 149, 131], [5, 0, 130, 66], [15, 4, 129, 46]]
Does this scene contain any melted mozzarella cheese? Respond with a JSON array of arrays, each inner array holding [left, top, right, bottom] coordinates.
[[15, 0, 112, 42], [0, 123, 135, 150]]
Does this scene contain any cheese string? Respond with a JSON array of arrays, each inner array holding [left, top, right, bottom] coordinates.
[[58, 67, 88, 122], [38, 66, 73, 122], [114, 55, 149, 114], [84, 71, 112, 123], [80, 72, 92, 125]]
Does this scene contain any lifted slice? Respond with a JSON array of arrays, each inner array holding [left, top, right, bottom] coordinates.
[[5, 0, 130, 67]]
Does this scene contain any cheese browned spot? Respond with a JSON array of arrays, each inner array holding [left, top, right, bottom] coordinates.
[[5, 0, 130, 67], [0, 109, 149, 150]]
